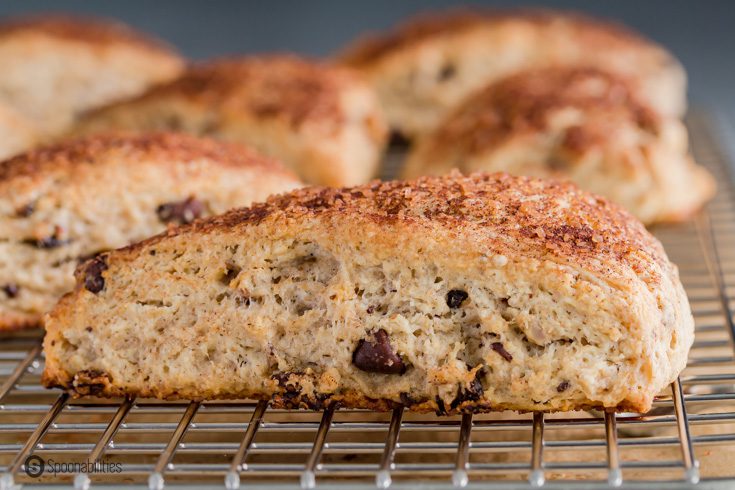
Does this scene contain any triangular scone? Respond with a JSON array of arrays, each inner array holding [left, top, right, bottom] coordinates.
[[0, 15, 184, 136], [338, 9, 686, 138], [403, 67, 715, 225], [0, 132, 301, 329], [43, 173, 693, 413], [71, 55, 388, 187]]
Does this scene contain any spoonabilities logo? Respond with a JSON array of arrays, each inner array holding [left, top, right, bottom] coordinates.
[[24, 455, 44, 478]]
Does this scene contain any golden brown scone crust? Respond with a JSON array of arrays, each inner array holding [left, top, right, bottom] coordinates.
[[338, 9, 686, 137], [404, 67, 714, 225], [72, 55, 388, 186], [0, 131, 291, 182], [44, 173, 693, 414], [0, 14, 184, 136], [137, 56, 351, 128], [415, 67, 658, 152], [0, 132, 301, 330], [128, 172, 668, 278]]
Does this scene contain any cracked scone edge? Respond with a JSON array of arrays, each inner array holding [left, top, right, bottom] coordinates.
[[0, 132, 302, 330], [43, 173, 693, 413]]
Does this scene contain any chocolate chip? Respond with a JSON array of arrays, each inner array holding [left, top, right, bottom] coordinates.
[[271, 372, 320, 409], [306, 392, 331, 410], [2, 284, 19, 298], [464, 373, 484, 401], [556, 380, 570, 392], [72, 369, 109, 396], [156, 196, 206, 225], [435, 396, 447, 416], [282, 390, 300, 402], [399, 392, 416, 406], [352, 329, 406, 375], [275, 389, 329, 410], [451, 371, 485, 409], [15, 202, 35, 217], [272, 372, 302, 393], [438, 63, 456, 81], [22, 233, 69, 249], [490, 342, 513, 362], [82, 255, 108, 294], [389, 132, 411, 148], [74, 382, 106, 396], [446, 289, 469, 308]]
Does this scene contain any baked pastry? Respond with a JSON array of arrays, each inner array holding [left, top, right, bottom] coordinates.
[[0, 103, 37, 161], [71, 55, 388, 187], [43, 172, 693, 413], [0, 15, 184, 136], [403, 67, 714, 225], [338, 9, 687, 137], [0, 133, 301, 330]]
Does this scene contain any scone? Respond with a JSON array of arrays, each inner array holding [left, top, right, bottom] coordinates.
[[43, 173, 693, 414], [0, 14, 184, 136], [338, 9, 687, 137], [403, 67, 714, 225], [0, 132, 301, 330], [0, 103, 37, 161], [71, 55, 388, 187]]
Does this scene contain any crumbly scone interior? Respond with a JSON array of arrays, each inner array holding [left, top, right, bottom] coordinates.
[[47, 219, 686, 413]]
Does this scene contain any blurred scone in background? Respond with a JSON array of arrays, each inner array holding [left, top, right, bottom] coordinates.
[[71, 56, 389, 187], [338, 9, 687, 138], [0, 15, 184, 137], [0, 133, 301, 330], [403, 67, 715, 225]]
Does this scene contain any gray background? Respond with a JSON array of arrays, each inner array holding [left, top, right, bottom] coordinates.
[[1, 0, 734, 143]]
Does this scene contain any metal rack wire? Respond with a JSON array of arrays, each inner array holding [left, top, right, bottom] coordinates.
[[0, 113, 733, 489]]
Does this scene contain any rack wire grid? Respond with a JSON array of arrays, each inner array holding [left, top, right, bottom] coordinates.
[[0, 113, 734, 489]]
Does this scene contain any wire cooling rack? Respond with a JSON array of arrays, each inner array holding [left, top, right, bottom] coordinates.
[[0, 113, 734, 489]]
